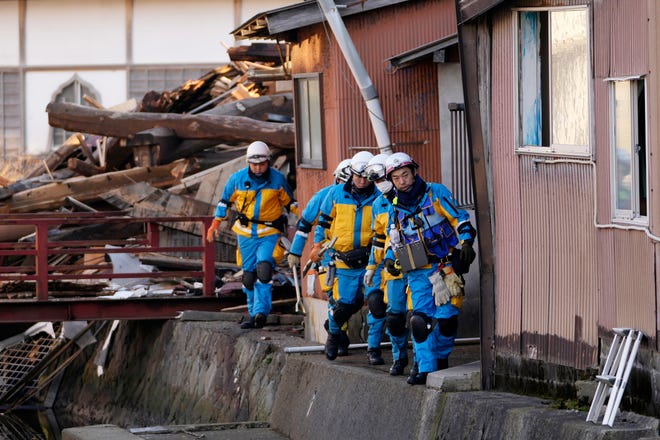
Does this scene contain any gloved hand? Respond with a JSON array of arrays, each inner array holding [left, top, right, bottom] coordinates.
[[206, 219, 221, 243], [364, 269, 375, 287], [459, 242, 476, 265], [429, 270, 450, 306], [384, 259, 401, 276], [442, 267, 464, 297], [309, 242, 323, 263], [287, 253, 301, 268]]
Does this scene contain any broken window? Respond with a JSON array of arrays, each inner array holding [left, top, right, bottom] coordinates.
[[516, 7, 590, 156], [294, 73, 324, 169], [0, 70, 22, 159], [610, 78, 647, 222], [50, 75, 100, 149]]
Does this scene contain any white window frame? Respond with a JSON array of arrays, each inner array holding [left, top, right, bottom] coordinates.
[[608, 76, 648, 224], [293, 73, 325, 169], [49, 74, 101, 150], [514, 6, 592, 157]]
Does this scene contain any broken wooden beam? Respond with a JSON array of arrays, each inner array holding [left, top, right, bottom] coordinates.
[[46, 102, 294, 148], [2, 159, 191, 213]]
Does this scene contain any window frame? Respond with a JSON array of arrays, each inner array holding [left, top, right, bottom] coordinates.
[[514, 6, 592, 157], [293, 73, 325, 169], [608, 76, 648, 224]]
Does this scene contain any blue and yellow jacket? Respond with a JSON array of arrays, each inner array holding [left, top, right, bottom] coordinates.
[[384, 182, 475, 263], [316, 180, 378, 269], [366, 192, 394, 271], [289, 184, 336, 257], [213, 167, 295, 238]]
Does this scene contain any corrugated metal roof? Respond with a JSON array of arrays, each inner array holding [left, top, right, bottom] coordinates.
[[232, 0, 413, 41], [387, 34, 458, 69]]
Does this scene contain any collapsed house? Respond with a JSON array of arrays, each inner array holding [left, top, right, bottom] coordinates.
[[0, 50, 297, 299]]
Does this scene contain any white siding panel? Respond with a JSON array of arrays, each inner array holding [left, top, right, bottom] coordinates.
[[0, 1, 20, 66], [25, 0, 126, 66], [25, 70, 126, 153], [133, 0, 233, 64]]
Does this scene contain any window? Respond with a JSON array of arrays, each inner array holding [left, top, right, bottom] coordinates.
[[0, 71, 22, 159], [517, 8, 590, 155], [293, 73, 324, 168], [50, 75, 100, 149], [610, 79, 647, 221]]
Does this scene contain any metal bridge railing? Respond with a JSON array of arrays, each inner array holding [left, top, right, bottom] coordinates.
[[0, 212, 217, 301]]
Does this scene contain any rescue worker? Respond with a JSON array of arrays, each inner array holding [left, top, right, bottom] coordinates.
[[363, 153, 412, 374], [206, 141, 296, 329], [287, 159, 352, 355], [383, 152, 476, 385], [315, 150, 378, 361]]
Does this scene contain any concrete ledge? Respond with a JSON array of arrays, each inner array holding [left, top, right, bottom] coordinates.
[[270, 355, 660, 440], [427, 360, 481, 391], [62, 424, 140, 440]]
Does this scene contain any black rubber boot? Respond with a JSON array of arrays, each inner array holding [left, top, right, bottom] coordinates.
[[325, 333, 340, 360], [240, 316, 255, 329], [438, 358, 449, 370], [406, 371, 428, 386], [367, 348, 385, 365], [254, 313, 267, 329], [337, 331, 350, 357], [389, 356, 409, 376], [406, 361, 419, 383]]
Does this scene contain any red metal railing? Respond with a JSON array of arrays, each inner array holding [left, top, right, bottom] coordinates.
[[0, 212, 224, 322]]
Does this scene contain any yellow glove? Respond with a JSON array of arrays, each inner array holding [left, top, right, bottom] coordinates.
[[206, 218, 221, 243], [442, 266, 464, 297], [287, 254, 301, 268]]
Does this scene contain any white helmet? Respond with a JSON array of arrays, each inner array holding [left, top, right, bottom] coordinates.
[[333, 158, 352, 183], [365, 153, 390, 182], [349, 151, 374, 177], [246, 141, 271, 164], [385, 152, 418, 179]]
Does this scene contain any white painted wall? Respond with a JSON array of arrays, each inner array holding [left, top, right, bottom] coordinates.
[[133, 0, 233, 64], [25, 70, 127, 154], [26, 0, 126, 66], [0, 1, 20, 66], [7, 0, 299, 154]]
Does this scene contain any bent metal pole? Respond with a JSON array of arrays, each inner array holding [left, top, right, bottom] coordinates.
[[316, 0, 392, 154], [284, 338, 481, 354]]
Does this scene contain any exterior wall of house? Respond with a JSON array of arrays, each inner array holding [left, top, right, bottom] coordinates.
[[0, 0, 297, 156], [288, 0, 461, 263], [483, 0, 659, 408]]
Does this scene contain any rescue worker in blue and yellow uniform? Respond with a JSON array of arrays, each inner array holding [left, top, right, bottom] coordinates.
[[206, 141, 296, 329], [315, 151, 378, 361], [287, 159, 352, 354], [363, 153, 412, 373], [383, 152, 476, 385]]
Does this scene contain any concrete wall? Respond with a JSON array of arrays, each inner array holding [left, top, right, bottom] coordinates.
[[54, 318, 660, 439]]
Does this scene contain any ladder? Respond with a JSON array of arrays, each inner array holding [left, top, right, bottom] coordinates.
[[586, 328, 644, 427]]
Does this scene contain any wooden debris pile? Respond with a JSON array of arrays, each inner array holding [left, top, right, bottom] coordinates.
[[0, 46, 297, 296]]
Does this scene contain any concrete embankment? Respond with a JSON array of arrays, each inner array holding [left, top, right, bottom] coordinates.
[[58, 315, 660, 440]]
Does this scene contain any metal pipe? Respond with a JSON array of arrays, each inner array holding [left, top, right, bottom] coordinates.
[[284, 337, 480, 354], [316, 0, 392, 154]]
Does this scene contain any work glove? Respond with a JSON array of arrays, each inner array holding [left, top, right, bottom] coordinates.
[[364, 269, 375, 287], [309, 242, 323, 263], [442, 266, 464, 298], [384, 259, 401, 277], [206, 219, 221, 243], [287, 253, 301, 268], [429, 270, 450, 306], [459, 242, 476, 265]]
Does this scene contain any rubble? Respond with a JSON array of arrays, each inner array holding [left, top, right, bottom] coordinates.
[[0, 53, 297, 298]]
